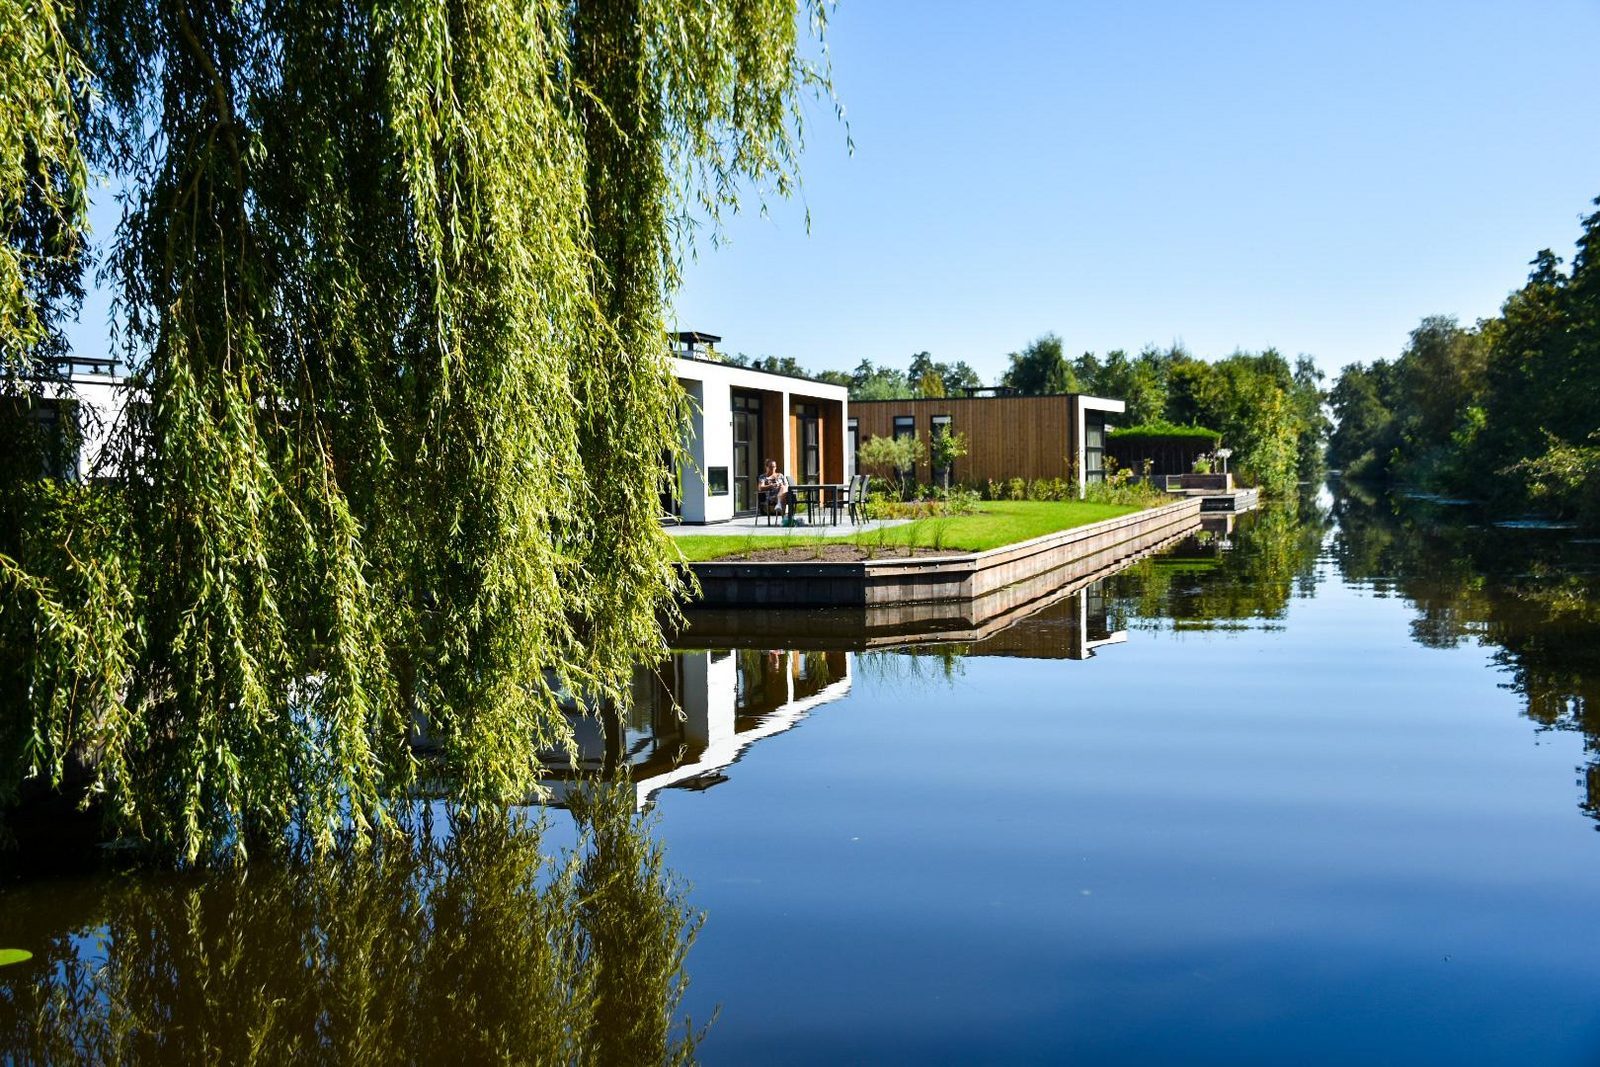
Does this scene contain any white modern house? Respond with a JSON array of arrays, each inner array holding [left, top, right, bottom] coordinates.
[[667, 332, 851, 524]]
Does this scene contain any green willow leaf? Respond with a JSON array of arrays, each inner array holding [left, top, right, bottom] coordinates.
[[1, 0, 838, 863]]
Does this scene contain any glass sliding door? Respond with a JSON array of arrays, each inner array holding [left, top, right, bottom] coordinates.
[[732, 392, 762, 514]]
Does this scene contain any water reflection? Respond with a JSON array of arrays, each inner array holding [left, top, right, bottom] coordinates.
[[0, 785, 702, 1065], [648, 488, 1600, 835], [1331, 484, 1600, 823], [1106, 494, 1330, 632], [958, 580, 1126, 660], [551, 651, 852, 808]]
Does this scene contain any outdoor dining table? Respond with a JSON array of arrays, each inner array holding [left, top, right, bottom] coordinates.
[[785, 483, 849, 525]]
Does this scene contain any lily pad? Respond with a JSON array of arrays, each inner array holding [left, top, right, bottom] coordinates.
[[0, 949, 32, 967]]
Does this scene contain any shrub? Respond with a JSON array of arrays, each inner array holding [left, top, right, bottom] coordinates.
[[1504, 431, 1600, 526], [857, 434, 927, 499], [1083, 478, 1169, 506], [1108, 420, 1221, 442], [929, 428, 969, 489]]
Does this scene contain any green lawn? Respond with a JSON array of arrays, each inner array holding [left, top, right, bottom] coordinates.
[[672, 500, 1147, 562]]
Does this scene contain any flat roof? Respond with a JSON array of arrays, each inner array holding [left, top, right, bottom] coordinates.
[[670, 352, 849, 392], [851, 393, 1124, 406]]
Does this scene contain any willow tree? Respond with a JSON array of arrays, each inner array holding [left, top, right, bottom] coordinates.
[[1, 0, 834, 860]]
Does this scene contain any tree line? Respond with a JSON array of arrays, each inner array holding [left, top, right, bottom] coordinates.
[[1329, 198, 1600, 524]]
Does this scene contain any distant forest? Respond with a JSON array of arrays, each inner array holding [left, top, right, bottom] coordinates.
[[1329, 197, 1600, 524]]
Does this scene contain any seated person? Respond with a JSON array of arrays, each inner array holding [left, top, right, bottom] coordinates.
[[757, 459, 787, 515]]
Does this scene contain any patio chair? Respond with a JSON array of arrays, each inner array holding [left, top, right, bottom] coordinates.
[[842, 473, 870, 525]]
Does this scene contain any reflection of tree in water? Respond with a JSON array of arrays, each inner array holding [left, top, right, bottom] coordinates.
[[0, 784, 703, 1065], [851, 646, 970, 685], [1107, 493, 1331, 631], [1332, 487, 1600, 823]]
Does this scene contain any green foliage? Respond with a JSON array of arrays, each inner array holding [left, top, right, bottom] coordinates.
[[1082, 476, 1168, 508], [1110, 494, 1330, 631], [1, 0, 834, 861], [907, 350, 982, 398], [833, 353, 983, 401], [1001, 333, 1075, 395], [1504, 431, 1600, 526], [870, 486, 980, 520], [847, 358, 911, 400], [0, 0, 89, 366], [856, 432, 926, 497], [1072, 347, 1169, 423], [1109, 420, 1221, 441], [1143, 348, 1319, 495], [1328, 358, 1399, 476], [1065, 342, 1323, 496], [724, 353, 811, 378], [929, 426, 967, 487], [1330, 194, 1600, 524], [0, 784, 704, 1063]]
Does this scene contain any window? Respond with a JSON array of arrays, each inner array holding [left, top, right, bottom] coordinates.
[[847, 418, 858, 476], [930, 414, 953, 485], [892, 416, 916, 480]]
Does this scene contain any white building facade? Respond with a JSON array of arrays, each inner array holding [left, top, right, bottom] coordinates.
[[668, 333, 850, 524]]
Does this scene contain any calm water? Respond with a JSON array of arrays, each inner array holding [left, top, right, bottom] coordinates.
[[6, 484, 1600, 1064]]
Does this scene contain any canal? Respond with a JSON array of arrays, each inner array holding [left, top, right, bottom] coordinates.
[[4, 482, 1600, 1064]]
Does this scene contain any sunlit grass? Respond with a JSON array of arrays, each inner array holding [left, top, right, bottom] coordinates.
[[672, 500, 1147, 562]]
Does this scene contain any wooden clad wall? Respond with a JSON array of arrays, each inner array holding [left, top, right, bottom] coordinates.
[[819, 398, 845, 484], [852, 396, 1075, 486], [758, 388, 784, 471]]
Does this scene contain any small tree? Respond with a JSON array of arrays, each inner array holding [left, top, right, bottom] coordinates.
[[857, 433, 926, 499], [930, 427, 968, 489]]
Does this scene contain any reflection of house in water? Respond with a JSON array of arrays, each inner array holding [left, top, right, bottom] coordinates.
[[679, 579, 1127, 661], [963, 581, 1127, 660], [548, 579, 1134, 808], [551, 650, 850, 808]]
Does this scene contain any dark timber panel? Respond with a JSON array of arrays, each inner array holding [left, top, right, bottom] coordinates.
[[852, 396, 1075, 486]]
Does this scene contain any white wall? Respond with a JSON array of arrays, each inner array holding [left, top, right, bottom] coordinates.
[[1075, 394, 1126, 498], [21, 372, 135, 480]]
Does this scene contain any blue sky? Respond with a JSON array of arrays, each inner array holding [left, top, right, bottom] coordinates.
[[670, 0, 1600, 382]]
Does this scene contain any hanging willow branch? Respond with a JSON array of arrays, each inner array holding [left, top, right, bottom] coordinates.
[[0, 0, 835, 862]]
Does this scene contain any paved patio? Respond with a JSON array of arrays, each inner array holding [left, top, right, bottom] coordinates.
[[663, 514, 912, 538]]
